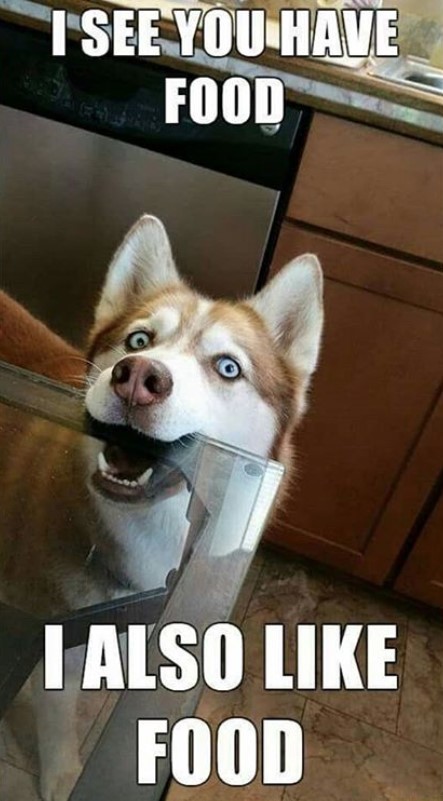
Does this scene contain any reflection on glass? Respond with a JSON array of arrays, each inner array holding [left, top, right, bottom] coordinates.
[[0, 364, 283, 801], [0, 406, 195, 618]]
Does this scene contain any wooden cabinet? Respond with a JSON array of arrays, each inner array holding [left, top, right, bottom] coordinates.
[[266, 224, 443, 583], [395, 467, 443, 608], [267, 114, 443, 590], [289, 114, 443, 264]]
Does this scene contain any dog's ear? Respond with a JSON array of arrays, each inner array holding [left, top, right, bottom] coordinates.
[[95, 215, 179, 322], [248, 254, 324, 379]]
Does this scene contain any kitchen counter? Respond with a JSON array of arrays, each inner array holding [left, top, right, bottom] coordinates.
[[1, 0, 442, 144]]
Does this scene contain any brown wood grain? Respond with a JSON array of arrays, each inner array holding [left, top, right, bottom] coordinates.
[[272, 222, 443, 313], [395, 483, 443, 608], [289, 114, 443, 263], [266, 225, 443, 585]]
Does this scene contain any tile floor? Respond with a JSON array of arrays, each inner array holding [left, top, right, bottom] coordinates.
[[1, 548, 442, 801], [167, 549, 443, 801]]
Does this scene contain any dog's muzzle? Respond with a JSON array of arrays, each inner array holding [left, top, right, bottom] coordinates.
[[111, 355, 173, 407]]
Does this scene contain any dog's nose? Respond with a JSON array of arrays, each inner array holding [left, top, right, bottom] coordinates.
[[111, 356, 173, 406]]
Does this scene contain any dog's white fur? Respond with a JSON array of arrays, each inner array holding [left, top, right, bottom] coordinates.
[[2, 215, 323, 801], [86, 215, 323, 456]]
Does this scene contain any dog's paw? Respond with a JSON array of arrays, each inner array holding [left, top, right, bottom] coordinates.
[[40, 762, 82, 801]]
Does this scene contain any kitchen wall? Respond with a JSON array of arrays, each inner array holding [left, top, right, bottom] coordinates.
[[398, 0, 443, 58], [400, 0, 443, 23], [285, 0, 442, 19]]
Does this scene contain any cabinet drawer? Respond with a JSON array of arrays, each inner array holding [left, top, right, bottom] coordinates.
[[288, 113, 443, 264]]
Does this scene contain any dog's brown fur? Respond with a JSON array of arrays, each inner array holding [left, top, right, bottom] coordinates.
[[0, 216, 323, 801], [0, 294, 103, 616], [0, 209, 323, 614], [87, 283, 302, 475], [0, 290, 84, 386]]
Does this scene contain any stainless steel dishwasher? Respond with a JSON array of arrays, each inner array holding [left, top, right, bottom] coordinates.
[[0, 20, 310, 346]]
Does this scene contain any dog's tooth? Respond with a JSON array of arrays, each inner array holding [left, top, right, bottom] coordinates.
[[100, 470, 139, 489], [138, 467, 153, 486], [98, 452, 108, 473]]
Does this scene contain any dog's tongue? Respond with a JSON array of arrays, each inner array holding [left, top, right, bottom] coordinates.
[[101, 443, 154, 480]]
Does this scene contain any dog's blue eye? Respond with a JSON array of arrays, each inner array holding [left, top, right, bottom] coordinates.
[[125, 331, 150, 351], [215, 356, 241, 380]]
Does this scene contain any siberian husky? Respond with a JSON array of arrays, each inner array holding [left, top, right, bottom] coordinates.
[[85, 214, 324, 471], [0, 214, 323, 801]]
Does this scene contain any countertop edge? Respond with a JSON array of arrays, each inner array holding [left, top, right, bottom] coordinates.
[[1, 1, 442, 147]]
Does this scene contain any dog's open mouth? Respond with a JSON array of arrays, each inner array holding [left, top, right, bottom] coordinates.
[[92, 443, 156, 501], [91, 443, 185, 503]]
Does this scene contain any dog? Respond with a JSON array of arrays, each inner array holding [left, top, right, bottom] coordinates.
[[0, 214, 323, 800], [85, 214, 323, 472]]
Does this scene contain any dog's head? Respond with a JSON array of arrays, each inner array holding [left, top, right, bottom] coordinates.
[[85, 215, 323, 460]]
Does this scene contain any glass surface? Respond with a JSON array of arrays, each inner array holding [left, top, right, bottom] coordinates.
[[0, 362, 283, 801]]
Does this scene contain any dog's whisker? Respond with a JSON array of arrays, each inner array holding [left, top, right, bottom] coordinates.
[[67, 356, 103, 374], [61, 377, 89, 388], [107, 344, 126, 360]]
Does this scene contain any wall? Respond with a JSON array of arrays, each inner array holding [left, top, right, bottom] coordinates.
[[399, 1, 443, 23]]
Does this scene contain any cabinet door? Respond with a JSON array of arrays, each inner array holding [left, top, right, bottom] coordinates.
[[395, 483, 443, 608], [288, 113, 443, 264], [267, 223, 443, 584]]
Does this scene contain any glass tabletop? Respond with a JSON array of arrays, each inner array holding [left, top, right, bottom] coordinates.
[[0, 361, 283, 801]]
